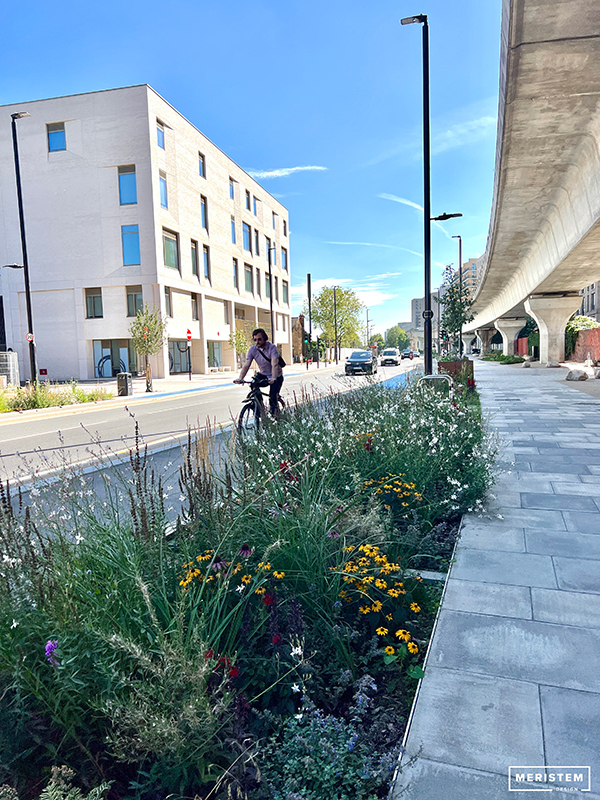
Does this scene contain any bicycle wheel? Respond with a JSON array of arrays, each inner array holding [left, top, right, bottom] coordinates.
[[238, 402, 260, 436]]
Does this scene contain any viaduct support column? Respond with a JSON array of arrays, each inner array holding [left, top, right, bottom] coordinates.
[[494, 318, 527, 357], [475, 328, 494, 354], [525, 295, 581, 364], [461, 335, 473, 355]]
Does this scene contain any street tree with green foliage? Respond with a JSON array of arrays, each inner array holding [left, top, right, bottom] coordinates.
[[228, 327, 251, 367], [129, 304, 168, 392], [305, 287, 363, 359], [369, 333, 385, 353], [436, 275, 474, 356], [385, 326, 409, 350]]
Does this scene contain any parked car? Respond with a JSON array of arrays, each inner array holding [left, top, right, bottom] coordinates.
[[380, 347, 400, 366], [345, 350, 378, 375], [401, 348, 414, 360]]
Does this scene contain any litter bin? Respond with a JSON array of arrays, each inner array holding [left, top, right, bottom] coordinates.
[[117, 372, 133, 396]]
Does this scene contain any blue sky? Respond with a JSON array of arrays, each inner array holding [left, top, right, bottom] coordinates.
[[1, 0, 502, 335]]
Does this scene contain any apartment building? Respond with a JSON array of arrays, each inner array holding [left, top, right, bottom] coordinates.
[[0, 85, 292, 381], [580, 281, 600, 323]]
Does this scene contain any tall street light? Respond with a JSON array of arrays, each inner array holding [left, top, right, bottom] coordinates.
[[401, 13, 432, 372], [452, 234, 463, 356], [267, 245, 276, 344], [11, 111, 37, 383], [333, 286, 339, 365]]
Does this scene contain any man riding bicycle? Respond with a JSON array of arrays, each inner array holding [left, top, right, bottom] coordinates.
[[233, 328, 284, 415]]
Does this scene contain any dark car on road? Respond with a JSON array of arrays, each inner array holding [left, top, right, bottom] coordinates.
[[401, 348, 414, 360], [380, 347, 400, 366], [345, 350, 378, 375]]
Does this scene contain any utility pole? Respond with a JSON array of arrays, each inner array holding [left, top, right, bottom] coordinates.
[[333, 286, 338, 365], [307, 273, 312, 369]]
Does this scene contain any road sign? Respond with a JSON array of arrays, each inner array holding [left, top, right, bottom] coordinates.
[[26, 332, 34, 342], [186, 329, 192, 341], [422, 310, 434, 320]]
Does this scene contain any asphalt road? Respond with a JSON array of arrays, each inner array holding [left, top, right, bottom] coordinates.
[[0, 361, 419, 482]]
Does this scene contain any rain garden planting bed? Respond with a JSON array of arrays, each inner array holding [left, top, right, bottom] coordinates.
[[0, 378, 495, 800]]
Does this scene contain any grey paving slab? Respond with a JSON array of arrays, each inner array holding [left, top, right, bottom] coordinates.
[[458, 525, 525, 552], [528, 461, 591, 474], [532, 587, 600, 628], [493, 477, 555, 494], [553, 481, 600, 495], [521, 492, 598, 512], [392, 758, 516, 800], [554, 556, 600, 593], [562, 510, 600, 533], [452, 549, 557, 587], [444, 579, 532, 619], [486, 492, 524, 510], [484, 506, 567, 531], [526, 529, 600, 559], [429, 610, 600, 692], [402, 667, 544, 775], [540, 686, 600, 793], [517, 471, 586, 483]]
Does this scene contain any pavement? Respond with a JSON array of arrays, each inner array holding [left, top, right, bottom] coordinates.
[[393, 358, 600, 799]]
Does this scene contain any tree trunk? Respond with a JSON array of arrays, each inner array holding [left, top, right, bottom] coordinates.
[[145, 355, 152, 392]]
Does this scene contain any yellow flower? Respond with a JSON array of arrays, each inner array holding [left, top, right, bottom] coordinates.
[[255, 587, 266, 595], [395, 629, 411, 641], [410, 603, 421, 613], [387, 589, 400, 598], [402, 502, 409, 507], [344, 546, 355, 553], [241, 574, 252, 584], [386, 613, 393, 622], [407, 642, 419, 654], [273, 571, 285, 579], [371, 600, 383, 612], [359, 605, 371, 614], [385, 646, 395, 656], [376, 627, 388, 636], [375, 579, 387, 590]]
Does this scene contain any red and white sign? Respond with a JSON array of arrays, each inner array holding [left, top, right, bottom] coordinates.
[[186, 329, 192, 341], [26, 332, 34, 343]]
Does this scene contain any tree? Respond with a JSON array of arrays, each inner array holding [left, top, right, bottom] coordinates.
[[129, 304, 168, 392], [435, 275, 474, 356], [304, 287, 363, 359], [229, 326, 251, 368], [385, 325, 409, 350]]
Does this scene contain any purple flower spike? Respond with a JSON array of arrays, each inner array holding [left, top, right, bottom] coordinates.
[[45, 639, 59, 668], [326, 530, 340, 539]]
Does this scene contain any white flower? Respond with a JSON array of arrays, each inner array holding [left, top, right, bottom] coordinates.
[[291, 683, 301, 693], [290, 645, 303, 659], [236, 584, 246, 593], [10, 619, 18, 628]]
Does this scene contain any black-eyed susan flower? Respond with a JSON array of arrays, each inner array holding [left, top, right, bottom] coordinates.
[[272, 571, 285, 579], [385, 646, 395, 656], [407, 642, 419, 654], [376, 627, 388, 636], [410, 603, 421, 613], [395, 629, 411, 641]]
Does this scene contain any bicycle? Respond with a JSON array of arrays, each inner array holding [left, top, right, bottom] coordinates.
[[236, 374, 285, 434]]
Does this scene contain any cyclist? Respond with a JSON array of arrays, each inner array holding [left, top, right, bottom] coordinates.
[[233, 328, 284, 414]]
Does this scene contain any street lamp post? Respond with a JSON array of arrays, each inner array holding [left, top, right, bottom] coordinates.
[[452, 234, 463, 356], [401, 14, 432, 373], [10, 111, 37, 383], [333, 286, 338, 365], [267, 245, 276, 344]]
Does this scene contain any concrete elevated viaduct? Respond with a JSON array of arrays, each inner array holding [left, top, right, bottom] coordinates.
[[465, 0, 600, 363]]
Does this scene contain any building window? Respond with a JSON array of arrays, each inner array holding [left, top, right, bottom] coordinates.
[[201, 195, 208, 230], [272, 246, 277, 266], [118, 165, 137, 205], [253, 196, 258, 215], [243, 222, 252, 252], [164, 286, 172, 316], [265, 236, 271, 260], [265, 274, 271, 299], [283, 219, 287, 236], [282, 247, 288, 271], [272, 211, 277, 229], [47, 122, 66, 152], [244, 264, 253, 293], [122, 224, 141, 265], [229, 178, 235, 199], [282, 314, 287, 332], [199, 152, 206, 177], [256, 268, 261, 297], [254, 229, 260, 256], [274, 276, 279, 303], [191, 240, 198, 276], [245, 190, 251, 210], [224, 302, 230, 324], [203, 245, 211, 282], [191, 294, 199, 320], [233, 258, 239, 290], [157, 120, 165, 149], [231, 217, 236, 244], [592, 293, 596, 310], [85, 288, 103, 319], [163, 229, 179, 270], [126, 285, 143, 317], [282, 280, 289, 305], [159, 170, 168, 208]]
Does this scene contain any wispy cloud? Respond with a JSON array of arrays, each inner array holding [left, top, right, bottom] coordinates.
[[326, 240, 397, 249], [432, 116, 496, 156], [377, 193, 453, 239], [247, 165, 328, 179]]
